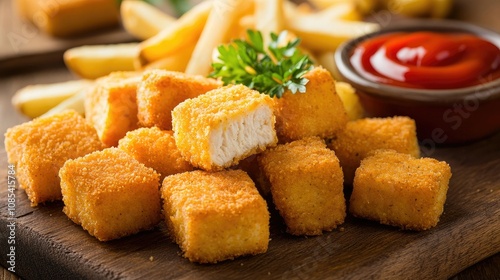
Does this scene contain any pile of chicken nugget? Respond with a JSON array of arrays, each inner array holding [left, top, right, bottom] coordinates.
[[6, 0, 452, 264]]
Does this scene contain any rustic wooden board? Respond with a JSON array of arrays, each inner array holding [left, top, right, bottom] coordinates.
[[0, 130, 499, 279]]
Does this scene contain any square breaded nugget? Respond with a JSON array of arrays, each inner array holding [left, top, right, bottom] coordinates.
[[161, 169, 269, 263], [4, 110, 104, 206], [273, 66, 348, 142], [258, 137, 346, 236], [85, 71, 141, 147], [350, 149, 452, 230], [328, 116, 420, 184], [59, 148, 161, 241], [118, 127, 193, 181], [172, 84, 278, 171], [137, 69, 222, 130], [236, 154, 271, 197]]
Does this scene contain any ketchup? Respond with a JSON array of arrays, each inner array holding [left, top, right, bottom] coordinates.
[[350, 31, 500, 89]]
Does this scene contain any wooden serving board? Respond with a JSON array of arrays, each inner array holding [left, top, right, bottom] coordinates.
[[1, 130, 499, 279]]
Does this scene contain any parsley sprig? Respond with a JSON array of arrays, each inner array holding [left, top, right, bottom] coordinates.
[[209, 30, 314, 98]]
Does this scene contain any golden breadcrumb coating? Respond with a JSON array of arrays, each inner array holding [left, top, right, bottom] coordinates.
[[258, 136, 346, 235], [235, 154, 271, 197], [161, 169, 269, 263], [172, 84, 278, 171], [118, 127, 193, 181], [59, 147, 161, 241], [273, 66, 348, 142], [328, 116, 420, 184], [137, 69, 222, 130], [350, 149, 452, 231], [4, 110, 104, 206], [84, 71, 141, 147]]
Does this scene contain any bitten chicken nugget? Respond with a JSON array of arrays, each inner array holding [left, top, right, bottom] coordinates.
[[137, 69, 222, 130], [273, 66, 348, 142], [161, 169, 270, 263], [85, 71, 141, 147], [118, 127, 193, 181], [59, 148, 162, 241], [350, 149, 452, 230], [4, 110, 104, 206], [328, 116, 420, 184], [172, 84, 278, 171], [258, 137, 346, 235]]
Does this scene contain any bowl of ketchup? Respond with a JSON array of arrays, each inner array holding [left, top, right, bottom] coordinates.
[[335, 19, 500, 145]]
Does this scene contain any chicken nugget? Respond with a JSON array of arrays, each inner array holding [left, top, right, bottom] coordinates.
[[161, 169, 269, 263], [60, 148, 161, 241], [350, 149, 452, 230], [258, 136, 345, 235], [4, 110, 104, 206], [172, 84, 278, 171], [118, 127, 193, 181], [328, 116, 420, 184], [84, 71, 141, 147], [273, 66, 348, 142], [137, 69, 222, 130]]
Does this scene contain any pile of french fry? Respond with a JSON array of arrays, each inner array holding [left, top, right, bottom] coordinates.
[[12, 0, 452, 119], [68, 0, 380, 78]]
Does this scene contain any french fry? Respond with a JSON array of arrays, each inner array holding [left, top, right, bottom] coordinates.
[[12, 80, 93, 118], [138, 0, 213, 67], [185, 0, 251, 76], [228, 14, 256, 39], [120, 0, 175, 40], [141, 43, 195, 72], [285, 16, 379, 52], [295, 2, 315, 14], [284, 1, 362, 22], [309, 0, 377, 16], [308, 0, 354, 10], [225, 3, 256, 40], [255, 0, 285, 45], [64, 43, 138, 79], [315, 2, 363, 21], [335, 81, 364, 120], [41, 90, 87, 118]]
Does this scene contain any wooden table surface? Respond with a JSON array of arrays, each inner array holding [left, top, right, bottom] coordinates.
[[1, 0, 499, 279]]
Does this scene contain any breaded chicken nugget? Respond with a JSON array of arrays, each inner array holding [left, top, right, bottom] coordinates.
[[328, 116, 420, 184], [172, 84, 278, 171], [273, 66, 348, 142], [85, 71, 141, 147], [235, 154, 271, 197], [137, 69, 222, 130], [258, 137, 346, 235], [161, 169, 269, 263], [4, 110, 104, 206], [118, 127, 193, 181], [60, 148, 161, 241], [350, 149, 452, 230]]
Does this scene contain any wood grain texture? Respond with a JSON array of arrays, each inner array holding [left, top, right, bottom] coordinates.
[[0, 131, 499, 279]]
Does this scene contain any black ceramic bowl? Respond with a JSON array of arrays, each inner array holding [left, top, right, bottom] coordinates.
[[334, 19, 500, 145]]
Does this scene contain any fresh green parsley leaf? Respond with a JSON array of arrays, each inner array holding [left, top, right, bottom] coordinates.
[[209, 30, 314, 98]]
